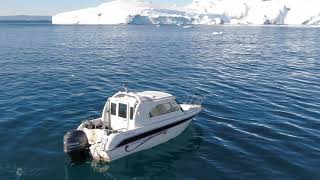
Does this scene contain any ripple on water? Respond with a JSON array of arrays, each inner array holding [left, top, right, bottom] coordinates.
[[0, 24, 320, 179]]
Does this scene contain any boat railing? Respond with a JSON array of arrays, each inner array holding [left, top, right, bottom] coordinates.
[[183, 95, 204, 107]]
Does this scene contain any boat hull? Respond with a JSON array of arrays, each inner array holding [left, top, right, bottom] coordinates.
[[95, 118, 193, 162]]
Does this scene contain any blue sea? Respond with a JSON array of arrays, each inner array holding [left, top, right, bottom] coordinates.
[[0, 21, 319, 180]]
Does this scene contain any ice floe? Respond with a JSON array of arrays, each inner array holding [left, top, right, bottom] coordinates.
[[52, 0, 320, 25]]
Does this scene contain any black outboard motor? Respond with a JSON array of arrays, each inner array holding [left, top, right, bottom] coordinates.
[[64, 130, 90, 163]]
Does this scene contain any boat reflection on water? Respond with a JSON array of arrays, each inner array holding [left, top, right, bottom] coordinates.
[[64, 124, 203, 179]]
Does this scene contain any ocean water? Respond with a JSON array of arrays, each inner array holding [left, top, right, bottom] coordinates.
[[0, 22, 320, 180]]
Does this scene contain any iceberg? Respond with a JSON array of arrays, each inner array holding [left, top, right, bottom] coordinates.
[[52, 0, 151, 24], [52, 0, 320, 25], [52, 0, 192, 25], [185, 0, 320, 25]]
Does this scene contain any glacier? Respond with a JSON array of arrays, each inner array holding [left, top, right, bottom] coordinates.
[[52, 0, 320, 25]]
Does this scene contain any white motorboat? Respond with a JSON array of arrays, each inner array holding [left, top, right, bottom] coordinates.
[[64, 89, 203, 162]]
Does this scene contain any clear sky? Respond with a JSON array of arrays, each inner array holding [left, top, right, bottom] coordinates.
[[1, 0, 192, 16]]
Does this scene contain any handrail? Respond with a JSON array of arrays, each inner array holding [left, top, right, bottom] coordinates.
[[183, 95, 204, 107]]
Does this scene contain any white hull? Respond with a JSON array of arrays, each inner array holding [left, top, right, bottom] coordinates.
[[97, 119, 192, 162], [65, 90, 203, 163]]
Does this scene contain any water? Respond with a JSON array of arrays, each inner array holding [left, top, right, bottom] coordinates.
[[0, 22, 320, 179]]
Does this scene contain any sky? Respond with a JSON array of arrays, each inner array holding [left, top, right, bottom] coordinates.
[[0, 0, 192, 16]]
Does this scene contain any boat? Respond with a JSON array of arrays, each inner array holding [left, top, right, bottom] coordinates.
[[64, 88, 203, 162]]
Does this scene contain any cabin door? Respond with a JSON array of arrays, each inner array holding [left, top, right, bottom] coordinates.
[[110, 101, 129, 131]]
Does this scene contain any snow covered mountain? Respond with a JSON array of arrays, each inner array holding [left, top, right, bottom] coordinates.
[[52, 0, 320, 25]]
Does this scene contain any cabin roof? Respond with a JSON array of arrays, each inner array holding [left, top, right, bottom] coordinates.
[[112, 91, 174, 103], [136, 91, 174, 102]]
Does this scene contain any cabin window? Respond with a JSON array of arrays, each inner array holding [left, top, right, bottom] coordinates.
[[118, 103, 127, 118], [149, 102, 180, 118], [170, 101, 181, 112], [111, 103, 116, 115], [130, 107, 134, 120]]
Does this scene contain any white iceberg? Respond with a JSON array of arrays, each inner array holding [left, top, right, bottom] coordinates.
[[52, 0, 192, 25], [52, 0, 151, 24], [185, 0, 320, 25], [52, 0, 320, 25]]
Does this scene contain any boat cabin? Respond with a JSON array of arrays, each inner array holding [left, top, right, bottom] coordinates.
[[101, 91, 184, 131]]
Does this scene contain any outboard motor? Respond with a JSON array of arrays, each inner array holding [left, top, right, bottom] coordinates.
[[64, 130, 90, 162]]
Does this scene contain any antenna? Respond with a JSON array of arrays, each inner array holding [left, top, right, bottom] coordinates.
[[121, 83, 128, 92]]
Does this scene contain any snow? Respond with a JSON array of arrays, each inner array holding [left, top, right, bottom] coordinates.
[[52, 0, 151, 24], [284, 0, 320, 24], [52, 0, 320, 25]]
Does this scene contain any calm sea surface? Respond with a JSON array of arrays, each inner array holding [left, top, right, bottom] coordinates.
[[0, 22, 319, 180]]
